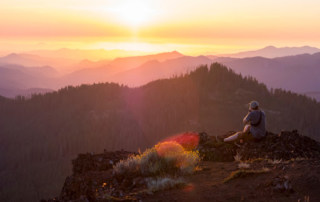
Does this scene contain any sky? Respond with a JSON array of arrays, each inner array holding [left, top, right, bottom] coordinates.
[[1, 0, 320, 55]]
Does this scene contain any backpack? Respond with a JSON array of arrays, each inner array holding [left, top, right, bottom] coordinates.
[[251, 111, 262, 127]]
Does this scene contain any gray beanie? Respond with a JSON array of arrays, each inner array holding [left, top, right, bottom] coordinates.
[[249, 101, 259, 109]]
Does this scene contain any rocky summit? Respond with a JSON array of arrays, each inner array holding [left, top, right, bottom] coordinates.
[[42, 130, 320, 202], [196, 130, 320, 161]]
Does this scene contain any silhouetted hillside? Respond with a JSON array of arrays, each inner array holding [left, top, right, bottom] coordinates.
[[1, 63, 320, 202], [213, 52, 320, 100], [0, 87, 54, 98]]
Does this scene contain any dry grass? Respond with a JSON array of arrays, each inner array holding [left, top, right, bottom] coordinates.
[[113, 141, 200, 176], [295, 157, 307, 161], [238, 162, 250, 169], [268, 159, 282, 165], [250, 158, 265, 163], [234, 153, 242, 162], [223, 168, 270, 183]]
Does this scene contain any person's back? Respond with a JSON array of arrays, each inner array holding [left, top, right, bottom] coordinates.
[[219, 100, 266, 143], [244, 110, 266, 139]]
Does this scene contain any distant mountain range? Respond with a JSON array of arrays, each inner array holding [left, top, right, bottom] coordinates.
[[0, 87, 53, 98], [0, 66, 57, 91], [61, 51, 185, 86], [214, 52, 320, 96], [25, 48, 151, 61], [216, 46, 320, 58], [0, 53, 77, 72], [109, 55, 212, 86], [1, 46, 320, 100]]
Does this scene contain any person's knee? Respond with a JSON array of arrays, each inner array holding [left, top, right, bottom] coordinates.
[[244, 125, 250, 132], [238, 132, 245, 139]]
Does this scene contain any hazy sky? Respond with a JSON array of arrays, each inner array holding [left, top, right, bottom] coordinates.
[[1, 0, 320, 54]]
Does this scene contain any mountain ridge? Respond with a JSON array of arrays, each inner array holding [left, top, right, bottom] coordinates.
[[1, 50, 320, 101], [218, 46, 320, 58], [26, 48, 153, 61]]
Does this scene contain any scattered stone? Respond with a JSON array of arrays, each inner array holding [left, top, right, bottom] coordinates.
[[42, 150, 139, 202], [272, 176, 294, 193], [191, 130, 320, 161]]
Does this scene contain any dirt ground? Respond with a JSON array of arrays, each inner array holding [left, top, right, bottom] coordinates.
[[144, 159, 320, 202]]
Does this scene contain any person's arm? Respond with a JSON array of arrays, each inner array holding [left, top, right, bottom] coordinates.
[[243, 112, 251, 124]]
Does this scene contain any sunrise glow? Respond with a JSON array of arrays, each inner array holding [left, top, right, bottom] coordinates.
[[0, 0, 320, 54], [2, 1, 320, 202], [109, 1, 156, 27]]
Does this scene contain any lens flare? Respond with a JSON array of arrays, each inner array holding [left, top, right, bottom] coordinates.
[[155, 141, 185, 157], [183, 183, 195, 192], [161, 132, 200, 151]]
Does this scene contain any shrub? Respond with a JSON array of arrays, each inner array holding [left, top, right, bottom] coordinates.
[[113, 155, 141, 175], [113, 141, 200, 176], [155, 142, 200, 174]]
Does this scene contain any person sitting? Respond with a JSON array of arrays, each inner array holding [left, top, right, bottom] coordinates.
[[218, 101, 266, 144]]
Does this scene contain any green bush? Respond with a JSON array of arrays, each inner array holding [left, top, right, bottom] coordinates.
[[113, 141, 200, 176]]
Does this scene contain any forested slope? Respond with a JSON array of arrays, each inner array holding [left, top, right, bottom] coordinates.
[[0, 63, 319, 202]]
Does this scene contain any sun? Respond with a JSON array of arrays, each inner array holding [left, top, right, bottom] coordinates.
[[112, 1, 155, 27]]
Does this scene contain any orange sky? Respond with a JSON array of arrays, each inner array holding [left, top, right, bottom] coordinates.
[[1, 0, 320, 55]]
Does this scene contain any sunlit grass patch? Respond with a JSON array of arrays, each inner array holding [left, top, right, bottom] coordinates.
[[113, 141, 200, 176], [223, 167, 270, 183]]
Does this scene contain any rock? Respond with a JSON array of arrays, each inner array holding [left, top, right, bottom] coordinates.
[[72, 150, 137, 175], [272, 176, 294, 193], [47, 150, 139, 202]]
